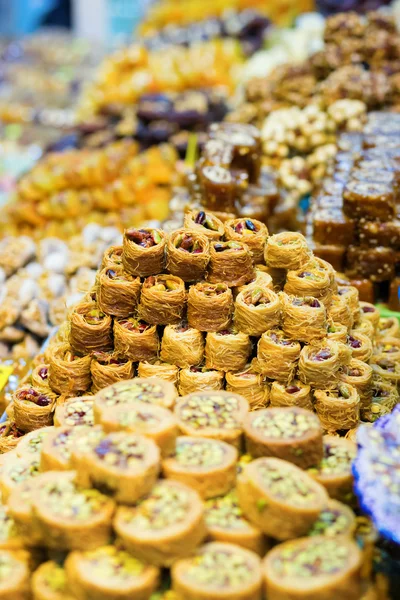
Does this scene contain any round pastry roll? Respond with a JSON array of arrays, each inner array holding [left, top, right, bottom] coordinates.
[[12, 385, 55, 433], [101, 245, 123, 270], [0, 502, 23, 551], [40, 426, 95, 472], [94, 378, 177, 423], [113, 316, 159, 363], [68, 427, 105, 488], [78, 432, 160, 505], [54, 396, 94, 428], [172, 541, 263, 600], [255, 329, 301, 383], [352, 317, 375, 340], [97, 266, 141, 318], [205, 329, 251, 372], [337, 286, 359, 324], [122, 227, 166, 277], [0, 422, 23, 454], [65, 546, 160, 600], [328, 294, 353, 330], [326, 321, 348, 343], [90, 352, 134, 394], [235, 268, 273, 297], [114, 480, 206, 567], [358, 302, 380, 331], [160, 322, 205, 368], [339, 359, 373, 410], [243, 407, 323, 469], [174, 391, 249, 449], [224, 218, 269, 264], [30, 471, 115, 551], [138, 274, 186, 325], [265, 232, 311, 270], [7, 480, 44, 546], [99, 401, 178, 458], [280, 293, 327, 344], [207, 240, 255, 288], [225, 366, 270, 410], [178, 366, 225, 395], [184, 210, 225, 241], [48, 343, 91, 396], [205, 490, 267, 556], [137, 360, 179, 385], [346, 331, 373, 362], [237, 458, 328, 540], [307, 499, 356, 538], [16, 426, 54, 459], [69, 302, 113, 355], [0, 549, 30, 599], [314, 384, 360, 432], [308, 436, 357, 504], [284, 266, 332, 308], [32, 561, 75, 600], [298, 340, 349, 388], [1, 453, 41, 502], [370, 356, 400, 386], [377, 316, 400, 339], [374, 336, 400, 362], [187, 282, 233, 332], [270, 381, 312, 411], [166, 228, 210, 281], [31, 363, 51, 392], [263, 535, 362, 600], [162, 436, 237, 499], [233, 286, 280, 337]]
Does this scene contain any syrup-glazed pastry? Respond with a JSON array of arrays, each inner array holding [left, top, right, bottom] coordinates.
[[122, 227, 166, 277]]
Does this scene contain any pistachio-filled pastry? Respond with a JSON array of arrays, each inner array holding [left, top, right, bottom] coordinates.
[[16, 426, 54, 459], [178, 366, 225, 395], [1, 453, 40, 502], [337, 286, 359, 325], [205, 490, 267, 556], [307, 499, 356, 538], [166, 228, 210, 282], [162, 436, 237, 499], [69, 302, 113, 355], [237, 457, 328, 540], [8, 480, 44, 547], [48, 343, 91, 396], [160, 323, 204, 368], [280, 293, 327, 344], [346, 331, 373, 363], [0, 549, 30, 600], [40, 426, 95, 472], [205, 329, 251, 372], [172, 541, 263, 600], [339, 359, 373, 410], [326, 321, 348, 343], [328, 294, 353, 330], [30, 364, 52, 392], [187, 282, 233, 332], [174, 391, 249, 449], [0, 422, 24, 454], [269, 381, 312, 411], [298, 340, 350, 388], [65, 546, 160, 600], [54, 396, 94, 428], [225, 366, 269, 411], [97, 266, 141, 318], [207, 240, 254, 288], [254, 329, 301, 383], [94, 378, 177, 422], [184, 209, 225, 241], [137, 360, 179, 385], [113, 317, 159, 363], [99, 401, 178, 458], [284, 264, 332, 308], [243, 407, 323, 469], [234, 286, 280, 337], [308, 436, 357, 504], [314, 384, 360, 432], [263, 535, 362, 600], [12, 385, 55, 433], [122, 227, 166, 277], [138, 275, 186, 325], [265, 232, 311, 270], [224, 218, 268, 264], [377, 316, 400, 339], [0, 502, 23, 551], [358, 302, 380, 331], [90, 351, 134, 394], [30, 471, 115, 551], [114, 480, 206, 567], [32, 561, 75, 600]]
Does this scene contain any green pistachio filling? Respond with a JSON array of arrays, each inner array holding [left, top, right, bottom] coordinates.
[[41, 480, 109, 520], [251, 411, 319, 439], [180, 396, 240, 430], [23, 430, 51, 454], [175, 439, 226, 468], [187, 549, 253, 588], [205, 491, 248, 530], [272, 539, 349, 577], [43, 563, 68, 593], [309, 444, 356, 476], [101, 382, 166, 406], [0, 505, 18, 541], [64, 399, 94, 426], [117, 409, 161, 429], [8, 459, 40, 484], [126, 483, 189, 530], [94, 437, 147, 469], [257, 464, 317, 505], [308, 507, 352, 537], [83, 546, 146, 580]]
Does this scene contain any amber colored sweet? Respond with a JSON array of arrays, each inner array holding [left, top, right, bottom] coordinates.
[[346, 246, 395, 282], [313, 209, 355, 246]]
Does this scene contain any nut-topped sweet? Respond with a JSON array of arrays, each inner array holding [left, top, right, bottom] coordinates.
[[307, 500, 356, 538], [0, 549, 30, 599], [54, 396, 94, 428], [32, 561, 75, 600]]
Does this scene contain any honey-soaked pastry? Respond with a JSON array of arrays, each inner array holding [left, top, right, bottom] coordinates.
[[198, 164, 236, 213], [337, 286, 360, 325], [0, 423, 24, 454], [69, 302, 113, 355], [101, 245, 124, 270], [307, 499, 356, 538], [284, 266, 332, 308], [373, 336, 400, 362], [65, 546, 159, 600], [243, 407, 323, 469], [98, 401, 178, 458], [8, 480, 44, 547], [48, 343, 91, 396], [237, 458, 328, 540], [328, 294, 353, 330], [12, 385, 55, 433], [16, 426, 54, 459], [280, 293, 327, 344], [205, 490, 267, 556], [1, 453, 40, 502], [40, 426, 94, 472], [54, 396, 94, 428], [346, 331, 373, 363], [339, 359, 373, 410], [30, 471, 115, 551], [174, 391, 249, 449], [178, 366, 224, 395], [363, 378, 399, 421], [314, 384, 360, 432], [352, 317, 375, 340], [90, 352, 134, 394], [234, 286, 280, 337], [210, 122, 262, 182], [263, 535, 362, 600], [137, 360, 178, 385], [327, 322, 350, 343], [225, 366, 269, 410], [114, 480, 206, 567], [30, 364, 52, 392], [265, 232, 311, 270], [113, 317, 159, 363], [270, 380, 312, 411], [377, 316, 400, 339], [76, 432, 160, 505], [97, 266, 141, 318], [188, 282, 233, 332], [343, 179, 395, 221], [0, 549, 30, 600], [160, 323, 204, 368], [166, 229, 210, 281], [122, 227, 166, 277], [255, 330, 301, 383], [205, 329, 251, 372], [207, 240, 254, 288], [358, 302, 380, 331], [235, 267, 274, 298], [298, 340, 350, 388], [308, 436, 357, 504], [224, 218, 268, 264], [138, 274, 186, 325], [94, 378, 177, 422], [370, 356, 400, 386], [162, 436, 237, 500], [172, 541, 263, 600], [184, 210, 225, 241], [32, 561, 75, 600], [68, 427, 106, 488]]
